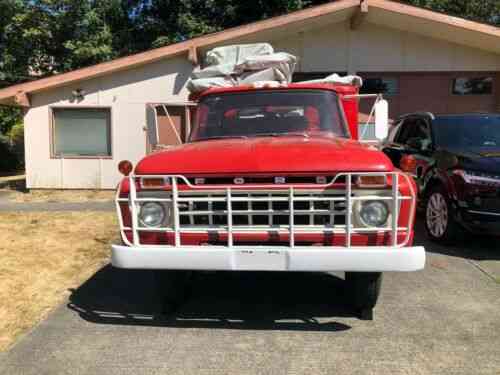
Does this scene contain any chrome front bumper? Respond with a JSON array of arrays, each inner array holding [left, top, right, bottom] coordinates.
[[111, 244, 425, 272]]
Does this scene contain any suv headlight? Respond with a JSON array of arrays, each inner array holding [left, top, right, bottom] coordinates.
[[358, 200, 389, 227], [139, 202, 166, 227]]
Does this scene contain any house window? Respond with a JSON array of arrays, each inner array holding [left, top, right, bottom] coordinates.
[[360, 77, 399, 96], [52, 108, 111, 157], [452, 77, 493, 95]]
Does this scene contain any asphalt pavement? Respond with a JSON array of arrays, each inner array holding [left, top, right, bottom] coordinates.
[[0, 223, 499, 375]]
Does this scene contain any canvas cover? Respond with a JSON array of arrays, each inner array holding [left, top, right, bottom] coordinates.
[[188, 44, 297, 93], [187, 44, 362, 93], [300, 73, 363, 87], [205, 43, 274, 66]]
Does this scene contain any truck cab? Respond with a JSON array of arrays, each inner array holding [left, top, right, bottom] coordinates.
[[112, 83, 425, 320]]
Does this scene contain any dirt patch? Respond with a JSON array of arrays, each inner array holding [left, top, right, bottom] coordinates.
[[0, 211, 117, 351], [9, 189, 115, 203]]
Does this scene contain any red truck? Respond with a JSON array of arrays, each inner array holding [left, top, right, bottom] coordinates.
[[112, 82, 425, 319]]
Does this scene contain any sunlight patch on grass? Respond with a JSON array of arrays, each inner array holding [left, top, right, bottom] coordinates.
[[0, 211, 117, 351]]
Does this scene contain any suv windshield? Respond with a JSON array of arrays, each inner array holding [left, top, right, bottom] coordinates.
[[189, 90, 347, 141], [434, 115, 500, 150]]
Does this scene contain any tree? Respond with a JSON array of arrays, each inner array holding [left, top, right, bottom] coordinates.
[[404, 0, 499, 26]]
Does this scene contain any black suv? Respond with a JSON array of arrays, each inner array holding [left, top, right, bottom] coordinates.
[[382, 113, 500, 242]]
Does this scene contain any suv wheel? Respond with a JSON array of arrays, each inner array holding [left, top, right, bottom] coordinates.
[[345, 272, 382, 320], [425, 186, 458, 243]]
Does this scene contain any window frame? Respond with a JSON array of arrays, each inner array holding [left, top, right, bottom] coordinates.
[[49, 106, 113, 159], [395, 116, 434, 151]]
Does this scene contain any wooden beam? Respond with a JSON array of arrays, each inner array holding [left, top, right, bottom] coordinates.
[[495, 72, 500, 112], [350, 0, 368, 30], [188, 45, 199, 65], [14, 91, 30, 107]]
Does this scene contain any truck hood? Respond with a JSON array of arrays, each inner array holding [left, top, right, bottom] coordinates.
[[135, 136, 394, 175]]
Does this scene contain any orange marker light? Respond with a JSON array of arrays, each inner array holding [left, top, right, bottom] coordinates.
[[141, 178, 165, 188], [356, 175, 386, 188], [118, 160, 133, 176], [400, 155, 417, 173]]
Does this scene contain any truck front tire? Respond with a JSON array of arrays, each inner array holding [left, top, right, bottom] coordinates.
[[345, 272, 382, 320]]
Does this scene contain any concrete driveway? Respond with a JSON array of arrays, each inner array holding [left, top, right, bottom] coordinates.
[[1, 222, 499, 375]]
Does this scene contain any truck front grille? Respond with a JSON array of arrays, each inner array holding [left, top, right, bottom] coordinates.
[[177, 192, 346, 228], [117, 173, 416, 248]]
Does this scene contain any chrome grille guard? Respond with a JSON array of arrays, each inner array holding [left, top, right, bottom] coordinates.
[[116, 172, 416, 248]]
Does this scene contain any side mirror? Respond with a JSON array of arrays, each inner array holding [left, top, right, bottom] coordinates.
[[146, 105, 159, 148], [374, 99, 389, 141]]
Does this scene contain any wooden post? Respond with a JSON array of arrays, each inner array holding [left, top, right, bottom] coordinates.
[[14, 91, 30, 107], [350, 0, 368, 30]]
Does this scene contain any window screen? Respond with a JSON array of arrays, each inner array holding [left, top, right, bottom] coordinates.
[[53, 108, 111, 157]]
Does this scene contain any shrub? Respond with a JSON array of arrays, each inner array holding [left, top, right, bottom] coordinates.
[[0, 135, 17, 172], [0, 122, 24, 172], [8, 122, 24, 169]]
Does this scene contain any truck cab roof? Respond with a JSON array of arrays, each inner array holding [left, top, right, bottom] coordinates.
[[197, 82, 359, 99]]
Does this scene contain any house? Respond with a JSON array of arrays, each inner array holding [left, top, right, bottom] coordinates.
[[0, 0, 498, 189]]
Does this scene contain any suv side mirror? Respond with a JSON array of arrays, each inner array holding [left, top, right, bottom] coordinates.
[[374, 99, 389, 140]]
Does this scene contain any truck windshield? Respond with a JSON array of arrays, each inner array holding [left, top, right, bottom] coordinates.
[[190, 90, 348, 141], [434, 115, 500, 150]]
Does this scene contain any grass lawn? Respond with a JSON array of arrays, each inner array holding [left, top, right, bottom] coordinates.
[[0, 211, 118, 351], [9, 189, 115, 203]]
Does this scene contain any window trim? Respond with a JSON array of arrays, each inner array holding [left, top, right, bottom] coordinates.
[[49, 105, 113, 159]]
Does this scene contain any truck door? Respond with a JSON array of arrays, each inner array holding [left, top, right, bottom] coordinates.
[[145, 103, 195, 153]]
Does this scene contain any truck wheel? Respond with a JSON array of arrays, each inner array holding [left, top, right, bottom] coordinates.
[[153, 270, 192, 314], [425, 186, 458, 244], [345, 272, 382, 320]]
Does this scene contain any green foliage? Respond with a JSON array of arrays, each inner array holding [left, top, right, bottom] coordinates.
[[404, 0, 500, 26], [0, 109, 24, 171], [0, 107, 22, 135]]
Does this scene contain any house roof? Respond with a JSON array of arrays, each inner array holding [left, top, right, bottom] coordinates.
[[1, 0, 499, 107]]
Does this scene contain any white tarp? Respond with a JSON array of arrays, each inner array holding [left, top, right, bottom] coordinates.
[[188, 44, 296, 93], [205, 43, 274, 66], [300, 73, 363, 87], [187, 44, 362, 93]]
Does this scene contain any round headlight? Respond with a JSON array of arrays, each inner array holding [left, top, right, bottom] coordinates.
[[359, 200, 389, 227], [139, 202, 165, 227]]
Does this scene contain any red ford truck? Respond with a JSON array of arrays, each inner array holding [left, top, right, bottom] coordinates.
[[112, 82, 425, 319]]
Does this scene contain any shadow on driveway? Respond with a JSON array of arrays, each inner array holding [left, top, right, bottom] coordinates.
[[68, 266, 353, 332], [414, 219, 500, 262]]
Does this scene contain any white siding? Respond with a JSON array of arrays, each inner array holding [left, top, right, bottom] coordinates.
[[272, 21, 500, 73], [25, 56, 193, 189]]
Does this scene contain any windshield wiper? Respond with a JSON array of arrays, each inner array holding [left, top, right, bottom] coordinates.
[[253, 132, 310, 138], [192, 135, 248, 142]]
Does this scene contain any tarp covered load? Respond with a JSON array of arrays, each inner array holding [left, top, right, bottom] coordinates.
[[187, 43, 363, 93], [188, 43, 297, 93], [300, 73, 363, 87]]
